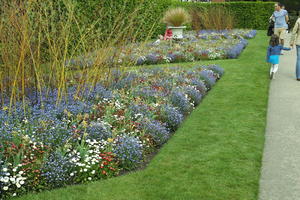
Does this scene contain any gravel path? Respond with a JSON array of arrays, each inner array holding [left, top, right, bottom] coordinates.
[[259, 41, 300, 200]]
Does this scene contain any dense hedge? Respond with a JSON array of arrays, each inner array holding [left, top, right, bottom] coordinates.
[[172, 2, 275, 30], [73, 1, 274, 39], [73, 0, 172, 40]]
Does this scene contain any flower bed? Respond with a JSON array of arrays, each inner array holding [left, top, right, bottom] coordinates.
[[0, 65, 224, 199], [65, 29, 256, 68]]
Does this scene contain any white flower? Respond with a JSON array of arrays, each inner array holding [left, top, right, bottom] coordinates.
[[2, 177, 9, 183], [2, 168, 7, 172], [13, 193, 17, 196], [19, 171, 24, 175], [88, 177, 92, 181], [83, 168, 88, 172], [12, 168, 17, 172], [20, 180, 25, 185], [16, 183, 21, 188], [70, 173, 74, 176], [91, 170, 95, 174], [3, 186, 8, 191]]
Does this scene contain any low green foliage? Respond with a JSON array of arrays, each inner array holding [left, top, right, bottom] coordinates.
[[16, 31, 270, 200]]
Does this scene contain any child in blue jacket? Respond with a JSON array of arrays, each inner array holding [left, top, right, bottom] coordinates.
[[267, 34, 291, 79]]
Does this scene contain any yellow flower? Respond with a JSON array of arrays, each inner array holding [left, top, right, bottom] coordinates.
[[64, 109, 72, 117], [107, 138, 114, 143], [2, 106, 8, 111], [77, 114, 83, 121], [82, 120, 88, 128], [84, 113, 89, 119]]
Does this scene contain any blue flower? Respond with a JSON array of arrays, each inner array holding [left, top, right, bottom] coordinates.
[[138, 119, 170, 146], [41, 152, 74, 189], [182, 86, 202, 106], [169, 89, 193, 115], [160, 104, 184, 131], [86, 122, 112, 141], [129, 103, 154, 119], [199, 69, 217, 89], [113, 135, 143, 169]]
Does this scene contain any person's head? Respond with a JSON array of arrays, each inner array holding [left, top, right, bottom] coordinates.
[[274, 3, 282, 11], [270, 34, 279, 47]]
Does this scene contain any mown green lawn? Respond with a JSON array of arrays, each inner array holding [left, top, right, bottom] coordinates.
[[16, 30, 270, 200]]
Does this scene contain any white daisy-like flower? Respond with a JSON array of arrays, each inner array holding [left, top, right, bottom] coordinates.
[[3, 186, 9, 191], [2, 177, 9, 183]]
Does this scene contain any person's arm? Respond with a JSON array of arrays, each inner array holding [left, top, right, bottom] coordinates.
[[283, 47, 291, 51], [290, 19, 300, 46], [266, 46, 271, 62], [270, 13, 275, 22], [279, 45, 292, 51]]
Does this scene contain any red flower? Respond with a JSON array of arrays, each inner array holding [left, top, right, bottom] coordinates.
[[11, 143, 17, 149], [109, 167, 115, 171]]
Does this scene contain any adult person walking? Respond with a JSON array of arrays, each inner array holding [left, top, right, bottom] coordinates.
[[290, 12, 300, 81], [273, 3, 289, 45], [281, 5, 291, 33]]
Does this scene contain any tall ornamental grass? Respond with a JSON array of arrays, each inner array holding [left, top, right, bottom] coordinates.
[[0, 0, 159, 109], [191, 7, 234, 31], [162, 7, 191, 27]]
